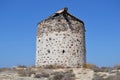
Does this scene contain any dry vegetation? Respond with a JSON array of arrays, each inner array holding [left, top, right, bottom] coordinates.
[[0, 64, 120, 80], [84, 63, 120, 72], [0, 68, 11, 72]]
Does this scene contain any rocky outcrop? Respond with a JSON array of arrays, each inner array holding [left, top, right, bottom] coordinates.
[[73, 68, 102, 80]]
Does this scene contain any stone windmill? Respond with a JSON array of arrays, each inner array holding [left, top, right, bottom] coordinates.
[[36, 8, 86, 68]]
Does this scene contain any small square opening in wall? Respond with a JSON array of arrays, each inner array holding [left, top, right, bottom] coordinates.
[[62, 50, 65, 53]]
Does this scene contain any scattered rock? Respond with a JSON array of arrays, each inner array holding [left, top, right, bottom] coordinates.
[[0, 67, 120, 80]]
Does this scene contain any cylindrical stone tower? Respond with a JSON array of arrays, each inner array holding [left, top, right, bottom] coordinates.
[[36, 8, 86, 67]]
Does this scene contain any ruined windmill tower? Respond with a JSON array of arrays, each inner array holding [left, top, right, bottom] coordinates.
[[36, 8, 86, 67]]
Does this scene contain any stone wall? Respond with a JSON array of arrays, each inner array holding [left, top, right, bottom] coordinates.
[[36, 29, 86, 67], [36, 9, 86, 67]]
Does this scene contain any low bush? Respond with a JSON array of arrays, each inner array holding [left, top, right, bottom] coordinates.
[[100, 67, 113, 72], [17, 68, 35, 77], [51, 72, 64, 80], [114, 64, 120, 70], [35, 73, 49, 78], [0, 68, 11, 72], [43, 65, 64, 69], [83, 63, 100, 72], [17, 65, 27, 68]]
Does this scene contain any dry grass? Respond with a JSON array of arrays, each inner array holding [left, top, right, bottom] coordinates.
[[41, 65, 64, 69], [17, 68, 35, 77], [0, 68, 11, 72]]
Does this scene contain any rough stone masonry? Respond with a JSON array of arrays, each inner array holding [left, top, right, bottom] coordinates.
[[36, 8, 86, 67]]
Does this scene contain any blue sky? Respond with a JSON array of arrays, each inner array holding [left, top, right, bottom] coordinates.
[[0, 0, 120, 68]]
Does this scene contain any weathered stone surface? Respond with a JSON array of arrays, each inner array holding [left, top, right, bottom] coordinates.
[[37, 10, 84, 38], [73, 68, 102, 80]]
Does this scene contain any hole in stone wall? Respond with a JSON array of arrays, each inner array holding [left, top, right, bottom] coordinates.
[[80, 50, 82, 53], [77, 63, 80, 66], [47, 50, 50, 53], [77, 39, 80, 42], [58, 19, 61, 22], [37, 60, 39, 62], [72, 53, 76, 55], [66, 57, 68, 59], [62, 50, 65, 53], [67, 34, 70, 36], [71, 44, 73, 46], [43, 61, 46, 63], [38, 40, 40, 42], [46, 33, 48, 36], [65, 60, 67, 62], [49, 38, 51, 40], [46, 39, 48, 41], [80, 32, 82, 34], [55, 34, 58, 36], [80, 42, 81, 44]]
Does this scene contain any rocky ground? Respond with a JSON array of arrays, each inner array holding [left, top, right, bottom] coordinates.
[[0, 65, 120, 80]]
